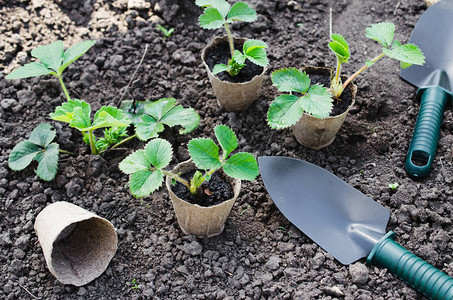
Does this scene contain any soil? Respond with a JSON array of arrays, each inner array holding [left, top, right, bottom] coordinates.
[[204, 38, 264, 83], [1, 0, 452, 299], [172, 170, 234, 207]]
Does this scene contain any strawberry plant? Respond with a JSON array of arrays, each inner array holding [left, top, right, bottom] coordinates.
[[329, 22, 425, 99], [8, 124, 61, 181], [196, 0, 268, 76], [6, 40, 96, 101], [267, 68, 333, 129], [119, 125, 259, 198]]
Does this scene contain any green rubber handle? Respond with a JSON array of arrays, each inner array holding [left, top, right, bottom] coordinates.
[[367, 232, 453, 300], [405, 87, 449, 178]]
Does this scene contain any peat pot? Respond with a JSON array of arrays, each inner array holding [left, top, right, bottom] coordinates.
[[165, 160, 241, 238], [34, 201, 118, 286], [201, 36, 266, 111], [293, 66, 357, 150]]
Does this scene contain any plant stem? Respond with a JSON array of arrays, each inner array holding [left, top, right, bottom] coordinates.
[[57, 74, 71, 101], [343, 52, 385, 89], [88, 130, 98, 155], [224, 22, 235, 58], [334, 58, 341, 86], [58, 149, 75, 155], [162, 170, 191, 189]]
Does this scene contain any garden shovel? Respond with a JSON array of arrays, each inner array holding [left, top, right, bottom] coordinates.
[[258, 156, 453, 300], [400, 0, 453, 178]]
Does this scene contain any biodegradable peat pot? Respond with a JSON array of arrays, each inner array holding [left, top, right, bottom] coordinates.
[[293, 66, 357, 150], [165, 160, 241, 238], [201, 36, 266, 111], [34, 201, 118, 286]]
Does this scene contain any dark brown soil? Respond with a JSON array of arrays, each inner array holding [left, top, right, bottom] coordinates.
[[172, 170, 234, 207], [1, 0, 452, 299], [204, 38, 264, 83]]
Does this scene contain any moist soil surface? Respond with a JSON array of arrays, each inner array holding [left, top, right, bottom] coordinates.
[[1, 0, 453, 299], [172, 170, 234, 207]]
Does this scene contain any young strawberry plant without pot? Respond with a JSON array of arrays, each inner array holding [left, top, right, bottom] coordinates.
[[196, 0, 269, 76], [6, 40, 96, 101], [119, 125, 259, 198], [6, 40, 200, 181]]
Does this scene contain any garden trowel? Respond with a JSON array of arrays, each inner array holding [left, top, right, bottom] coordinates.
[[258, 156, 453, 300], [400, 0, 453, 178]]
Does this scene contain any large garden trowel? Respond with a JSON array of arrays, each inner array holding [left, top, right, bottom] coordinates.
[[400, 0, 453, 178], [258, 156, 453, 300]]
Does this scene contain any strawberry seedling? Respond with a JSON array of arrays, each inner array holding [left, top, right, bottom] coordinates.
[[119, 125, 259, 198], [156, 25, 174, 38], [6, 40, 96, 101], [330, 22, 425, 99], [196, 0, 268, 76], [267, 68, 333, 129]]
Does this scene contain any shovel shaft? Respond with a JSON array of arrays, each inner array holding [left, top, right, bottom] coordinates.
[[405, 87, 449, 178], [367, 232, 453, 300]]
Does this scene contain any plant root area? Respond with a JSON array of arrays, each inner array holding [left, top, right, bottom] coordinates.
[[1, 0, 452, 299]]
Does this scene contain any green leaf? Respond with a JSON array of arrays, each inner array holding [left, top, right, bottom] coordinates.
[[160, 106, 200, 135], [199, 7, 225, 29], [196, 0, 230, 18], [244, 47, 268, 67], [329, 34, 350, 64], [190, 170, 205, 189], [243, 39, 268, 53], [71, 106, 92, 130], [213, 63, 230, 75], [233, 50, 246, 65], [144, 138, 172, 169], [28, 123, 56, 147], [365, 22, 395, 48], [135, 115, 164, 141], [88, 106, 131, 131], [383, 43, 425, 67], [227, 2, 257, 22], [59, 40, 96, 74], [365, 60, 374, 67], [267, 94, 303, 129], [34, 143, 59, 181], [144, 98, 178, 121], [119, 100, 148, 124], [129, 169, 164, 198], [8, 140, 42, 171], [6, 62, 54, 80], [224, 152, 259, 181], [50, 99, 91, 124], [31, 40, 64, 72], [119, 150, 150, 174], [300, 84, 333, 119], [271, 68, 310, 93], [214, 125, 238, 157], [188, 138, 221, 169]]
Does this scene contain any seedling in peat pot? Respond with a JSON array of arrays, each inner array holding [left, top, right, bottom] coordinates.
[[196, 0, 269, 76], [119, 125, 259, 198], [6, 40, 96, 101], [329, 22, 425, 99], [156, 25, 175, 38], [267, 68, 333, 129]]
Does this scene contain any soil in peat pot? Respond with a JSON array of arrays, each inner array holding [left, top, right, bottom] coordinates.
[[172, 170, 234, 207], [1, 0, 452, 299], [204, 38, 264, 83]]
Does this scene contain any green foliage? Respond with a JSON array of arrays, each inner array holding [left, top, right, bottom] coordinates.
[[365, 22, 425, 69], [119, 125, 259, 199], [196, 0, 257, 29], [120, 98, 200, 141], [212, 39, 269, 76], [156, 25, 175, 37], [6, 40, 96, 101], [329, 34, 350, 64], [96, 127, 128, 152], [267, 68, 333, 129], [51, 99, 131, 154], [8, 123, 59, 181], [388, 182, 399, 191]]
